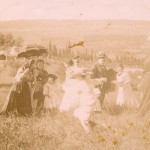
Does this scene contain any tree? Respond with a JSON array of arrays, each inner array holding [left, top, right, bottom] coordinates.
[[52, 45, 58, 57], [4, 32, 15, 50], [48, 41, 53, 58], [0, 33, 5, 49]]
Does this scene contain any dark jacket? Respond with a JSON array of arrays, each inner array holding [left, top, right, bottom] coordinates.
[[91, 63, 110, 91]]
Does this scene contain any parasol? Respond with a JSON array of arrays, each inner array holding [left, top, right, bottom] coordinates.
[[37, 46, 48, 56]]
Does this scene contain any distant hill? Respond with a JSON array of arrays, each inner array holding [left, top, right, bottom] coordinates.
[[0, 20, 150, 52]]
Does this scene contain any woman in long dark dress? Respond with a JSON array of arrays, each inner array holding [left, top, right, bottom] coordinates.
[[0, 59, 36, 116], [33, 59, 48, 114]]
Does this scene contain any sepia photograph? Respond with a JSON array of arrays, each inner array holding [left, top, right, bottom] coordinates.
[[0, 0, 150, 149]]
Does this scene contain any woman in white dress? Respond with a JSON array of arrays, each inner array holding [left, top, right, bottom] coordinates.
[[59, 56, 99, 132], [59, 56, 82, 111], [73, 71, 98, 133], [116, 64, 139, 108]]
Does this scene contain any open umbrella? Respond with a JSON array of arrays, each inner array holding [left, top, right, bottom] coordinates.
[[17, 51, 27, 58], [26, 46, 39, 55], [38, 49, 47, 56], [17, 45, 48, 58], [26, 50, 39, 57], [37, 46, 48, 56], [27, 45, 47, 56], [17, 50, 38, 58]]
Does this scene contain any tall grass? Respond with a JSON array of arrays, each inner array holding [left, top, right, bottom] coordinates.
[[0, 61, 149, 150], [0, 87, 149, 150]]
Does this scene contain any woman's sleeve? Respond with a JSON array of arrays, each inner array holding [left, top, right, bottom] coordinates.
[[15, 67, 29, 82]]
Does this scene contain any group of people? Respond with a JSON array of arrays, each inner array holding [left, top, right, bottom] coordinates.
[[0, 55, 59, 116], [0, 49, 149, 133], [59, 51, 141, 133]]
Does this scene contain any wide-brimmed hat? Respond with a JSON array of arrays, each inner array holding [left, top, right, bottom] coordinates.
[[96, 51, 105, 58]]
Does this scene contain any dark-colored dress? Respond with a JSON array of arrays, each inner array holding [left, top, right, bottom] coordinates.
[[33, 69, 48, 113], [0, 67, 34, 116]]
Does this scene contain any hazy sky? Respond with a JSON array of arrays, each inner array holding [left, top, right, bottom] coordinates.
[[0, 0, 150, 20]]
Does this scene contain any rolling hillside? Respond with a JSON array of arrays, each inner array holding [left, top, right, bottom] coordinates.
[[0, 20, 150, 52]]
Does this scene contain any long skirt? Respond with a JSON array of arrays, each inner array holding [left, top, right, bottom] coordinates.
[[116, 86, 124, 106], [116, 84, 139, 108], [0, 82, 32, 116], [59, 79, 80, 111], [44, 92, 60, 109]]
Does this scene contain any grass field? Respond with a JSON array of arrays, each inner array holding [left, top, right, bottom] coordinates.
[[0, 60, 150, 150]]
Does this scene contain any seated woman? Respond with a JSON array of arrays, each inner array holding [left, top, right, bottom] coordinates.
[[0, 59, 36, 116]]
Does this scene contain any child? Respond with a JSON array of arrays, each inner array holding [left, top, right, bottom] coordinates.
[[43, 74, 60, 112]]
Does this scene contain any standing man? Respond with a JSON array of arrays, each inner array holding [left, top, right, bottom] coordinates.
[[91, 51, 109, 110]]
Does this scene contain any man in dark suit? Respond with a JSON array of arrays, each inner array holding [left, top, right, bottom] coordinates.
[[91, 51, 109, 110]]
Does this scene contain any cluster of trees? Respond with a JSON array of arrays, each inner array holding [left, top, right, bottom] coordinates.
[[0, 32, 24, 53], [0, 34, 142, 68], [48, 41, 144, 68], [114, 53, 144, 67], [47, 41, 97, 61]]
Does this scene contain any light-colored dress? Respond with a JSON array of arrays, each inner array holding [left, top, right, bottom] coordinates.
[[59, 65, 82, 111], [73, 78, 99, 133], [116, 71, 139, 108], [43, 82, 60, 109], [59, 65, 99, 133]]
